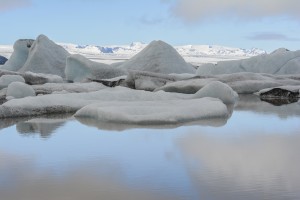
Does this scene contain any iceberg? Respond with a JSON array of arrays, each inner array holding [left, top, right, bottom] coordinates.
[[255, 86, 300, 105], [0, 69, 63, 85], [156, 72, 300, 94], [194, 81, 238, 104], [0, 83, 237, 119], [75, 98, 228, 125], [0, 75, 25, 90], [118, 40, 196, 74], [65, 54, 127, 82], [6, 82, 36, 99], [125, 70, 177, 91], [1, 39, 34, 71], [197, 48, 300, 75], [1, 35, 70, 77]]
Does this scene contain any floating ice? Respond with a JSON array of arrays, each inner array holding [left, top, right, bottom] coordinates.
[[0, 83, 237, 119], [65, 54, 127, 82], [6, 82, 36, 99], [1, 35, 69, 77], [156, 72, 300, 94], [194, 81, 239, 104], [197, 49, 300, 75], [0, 75, 25, 89], [1, 39, 34, 71], [119, 40, 196, 74], [75, 98, 228, 125]]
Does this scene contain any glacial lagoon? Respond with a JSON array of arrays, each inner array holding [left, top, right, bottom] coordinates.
[[0, 95, 300, 200]]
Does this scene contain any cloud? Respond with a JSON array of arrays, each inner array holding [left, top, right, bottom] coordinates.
[[165, 0, 300, 22], [0, 0, 31, 12], [246, 32, 299, 41]]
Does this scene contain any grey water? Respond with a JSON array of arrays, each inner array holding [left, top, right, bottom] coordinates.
[[0, 95, 300, 200]]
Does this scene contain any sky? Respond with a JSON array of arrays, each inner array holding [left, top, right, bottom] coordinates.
[[0, 0, 299, 52]]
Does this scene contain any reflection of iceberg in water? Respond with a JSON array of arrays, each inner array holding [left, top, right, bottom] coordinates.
[[236, 94, 300, 118], [0, 114, 73, 138], [75, 116, 230, 131], [178, 132, 300, 200], [17, 119, 67, 138]]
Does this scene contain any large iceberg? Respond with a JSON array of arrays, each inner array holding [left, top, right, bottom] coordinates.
[[1, 35, 70, 77], [0, 83, 237, 119], [118, 40, 196, 74], [197, 48, 300, 75], [75, 98, 228, 125], [65, 54, 127, 82]]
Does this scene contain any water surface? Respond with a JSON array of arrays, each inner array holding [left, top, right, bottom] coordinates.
[[0, 95, 300, 200]]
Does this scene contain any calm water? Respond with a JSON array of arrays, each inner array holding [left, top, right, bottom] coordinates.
[[0, 95, 300, 200]]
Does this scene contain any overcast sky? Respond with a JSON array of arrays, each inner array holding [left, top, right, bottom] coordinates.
[[1, 0, 299, 51]]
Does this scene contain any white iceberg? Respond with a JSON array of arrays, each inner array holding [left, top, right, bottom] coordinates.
[[125, 70, 177, 91], [6, 82, 36, 99], [0, 69, 63, 85], [194, 81, 238, 104], [74, 98, 228, 125], [32, 82, 107, 95], [156, 72, 300, 94], [197, 48, 300, 75], [118, 40, 196, 74], [1, 35, 70, 77], [0, 83, 236, 119], [1, 39, 34, 71], [0, 75, 25, 89], [65, 54, 127, 82]]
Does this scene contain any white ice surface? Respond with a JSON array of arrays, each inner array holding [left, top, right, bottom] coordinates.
[[19, 35, 70, 77], [194, 81, 239, 104], [197, 48, 300, 75], [118, 40, 196, 74], [74, 98, 228, 125], [0, 84, 236, 118], [157, 72, 300, 94], [1, 35, 70, 77], [1, 39, 34, 71], [0, 75, 25, 89], [65, 54, 127, 82], [6, 82, 36, 99]]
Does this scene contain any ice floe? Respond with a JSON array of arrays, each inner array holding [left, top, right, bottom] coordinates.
[[156, 72, 300, 94], [75, 98, 228, 125], [6, 82, 36, 99], [197, 48, 300, 75], [0, 84, 236, 119], [0, 75, 25, 90]]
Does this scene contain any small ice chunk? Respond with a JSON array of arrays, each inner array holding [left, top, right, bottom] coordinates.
[[0, 75, 25, 89], [6, 82, 36, 99]]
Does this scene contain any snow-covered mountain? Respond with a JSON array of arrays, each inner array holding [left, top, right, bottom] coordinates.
[[0, 42, 266, 65], [60, 42, 266, 57]]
